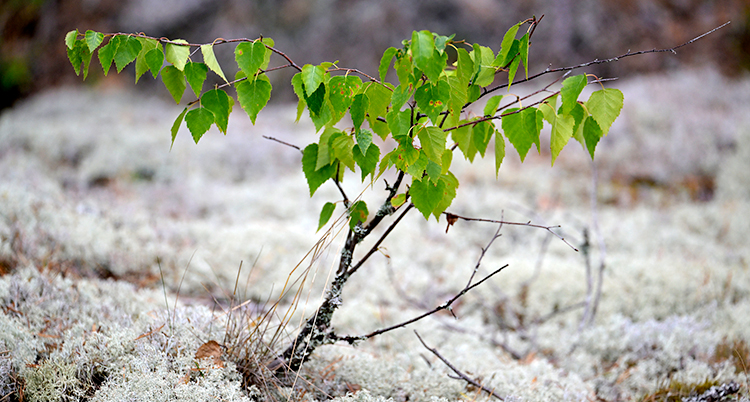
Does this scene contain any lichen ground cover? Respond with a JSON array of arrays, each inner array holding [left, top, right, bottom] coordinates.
[[1, 68, 749, 401]]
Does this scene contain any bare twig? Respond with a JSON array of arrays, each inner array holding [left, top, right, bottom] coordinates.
[[337, 263, 509, 343], [443, 212, 578, 251], [415, 331, 505, 400], [262, 135, 302, 153]]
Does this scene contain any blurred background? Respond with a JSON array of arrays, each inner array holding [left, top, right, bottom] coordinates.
[[1, 0, 748, 110]]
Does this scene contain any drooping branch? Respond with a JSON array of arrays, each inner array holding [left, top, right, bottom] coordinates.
[[415, 331, 505, 400]]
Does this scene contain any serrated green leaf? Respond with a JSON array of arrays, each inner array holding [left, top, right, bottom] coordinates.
[[236, 75, 272, 125], [433, 172, 458, 220], [114, 36, 142, 73], [586, 88, 623, 135], [305, 83, 327, 118], [446, 76, 467, 127], [348, 200, 368, 230], [145, 47, 164, 78], [550, 113, 575, 165], [161, 65, 186, 104], [135, 38, 158, 83], [317, 202, 336, 231], [441, 149, 452, 175], [501, 107, 543, 162], [472, 121, 493, 157], [184, 62, 208, 98], [379, 47, 398, 82], [424, 48, 448, 83], [391, 83, 413, 112], [84, 30, 104, 52], [66, 39, 83, 76], [473, 45, 496, 87], [316, 128, 338, 170], [414, 80, 450, 124], [185, 107, 214, 143], [97, 36, 119, 76], [165, 39, 189, 71], [394, 54, 414, 87], [467, 84, 481, 103], [416, 125, 447, 166], [583, 116, 603, 159], [170, 107, 188, 150], [560, 74, 587, 116], [456, 48, 474, 85], [483, 95, 503, 117], [235, 40, 267, 79], [410, 176, 445, 220], [301, 64, 326, 97], [291, 73, 306, 122], [328, 75, 362, 113], [201, 44, 227, 82], [363, 82, 392, 119], [350, 93, 368, 131], [201, 88, 232, 133], [495, 130, 505, 176], [451, 123, 477, 162], [353, 142, 379, 181], [496, 21, 521, 67], [355, 128, 373, 154], [570, 103, 586, 146], [406, 151, 429, 179], [332, 133, 356, 171], [65, 30, 78, 49], [392, 137, 419, 171], [386, 109, 411, 139], [412, 30, 435, 80], [506, 40, 521, 88], [302, 144, 336, 196]]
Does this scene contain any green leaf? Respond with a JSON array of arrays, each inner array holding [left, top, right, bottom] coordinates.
[[165, 39, 189, 71], [560, 74, 587, 116], [495, 130, 505, 176], [97, 36, 119, 76], [65, 30, 78, 49], [352, 142, 380, 181], [583, 117, 603, 159], [331, 133, 356, 171], [66, 39, 84, 76], [394, 54, 414, 87], [184, 62, 208, 98], [201, 88, 233, 134], [391, 193, 407, 208], [305, 84, 327, 118], [302, 144, 336, 196], [135, 38, 159, 83], [483, 95, 503, 117], [451, 123, 477, 162], [391, 83, 413, 112], [472, 45, 496, 87], [501, 107, 543, 162], [506, 40, 521, 88], [161, 65, 186, 104], [406, 151, 429, 179], [410, 176, 445, 220], [550, 113, 575, 165], [316, 128, 338, 170], [317, 202, 336, 231], [201, 44, 227, 82], [434, 172, 458, 220], [235, 40, 267, 79], [348, 200, 369, 230], [416, 125, 447, 166], [328, 75, 362, 114], [496, 21, 521, 67], [301, 64, 326, 97], [386, 109, 411, 139], [472, 121, 493, 157], [586, 88, 623, 135], [355, 128, 373, 154], [467, 84, 481, 103], [84, 30, 104, 52], [519, 33, 529, 79], [291, 72, 306, 121], [114, 36, 142, 73], [414, 80, 450, 124], [392, 137, 420, 170], [363, 82, 392, 119], [455, 48, 474, 85], [185, 107, 214, 143], [170, 107, 188, 150], [144, 47, 164, 78], [379, 47, 398, 82], [236, 75, 272, 125], [350, 93, 368, 131], [446, 76, 467, 127], [411, 30, 435, 80]]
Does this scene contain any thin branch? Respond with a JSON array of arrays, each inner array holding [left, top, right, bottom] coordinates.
[[481, 21, 731, 99], [262, 135, 302, 153], [415, 331, 505, 400], [346, 202, 413, 277], [338, 263, 509, 343], [444, 212, 578, 251]]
